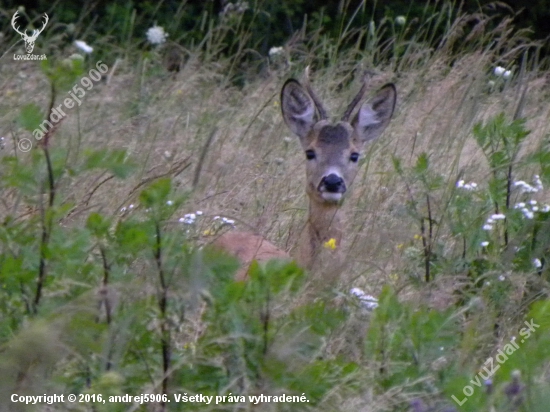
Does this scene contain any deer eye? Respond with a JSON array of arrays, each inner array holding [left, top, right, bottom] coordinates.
[[305, 150, 316, 160], [350, 152, 360, 162]]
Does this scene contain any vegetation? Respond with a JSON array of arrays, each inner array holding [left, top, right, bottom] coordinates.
[[1, 1, 550, 411]]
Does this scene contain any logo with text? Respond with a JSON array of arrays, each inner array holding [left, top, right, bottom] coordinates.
[[12, 11, 48, 61]]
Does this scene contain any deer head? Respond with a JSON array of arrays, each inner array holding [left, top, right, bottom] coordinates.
[[12, 12, 49, 54], [281, 70, 396, 207]]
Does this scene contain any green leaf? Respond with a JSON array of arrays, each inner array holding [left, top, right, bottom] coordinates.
[[139, 178, 172, 207], [17, 103, 44, 132]]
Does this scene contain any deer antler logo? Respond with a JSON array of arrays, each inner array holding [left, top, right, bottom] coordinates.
[[12, 11, 49, 54]]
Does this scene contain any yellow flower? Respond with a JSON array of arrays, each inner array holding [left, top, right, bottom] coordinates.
[[414, 234, 422, 240], [203, 229, 213, 236], [397, 243, 404, 250], [324, 238, 337, 250]]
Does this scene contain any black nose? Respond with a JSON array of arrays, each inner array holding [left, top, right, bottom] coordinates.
[[321, 174, 345, 193]]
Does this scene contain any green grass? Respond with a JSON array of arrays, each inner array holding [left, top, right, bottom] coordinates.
[[1, 2, 550, 411]]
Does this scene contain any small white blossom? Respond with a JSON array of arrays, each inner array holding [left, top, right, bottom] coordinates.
[[268, 46, 284, 57], [180, 213, 196, 224], [146, 25, 168, 45], [533, 258, 542, 268], [494, 66, 506, 76], [542, 205, 550, 213], [498, 275, 505, 281], [515, 202, 526, 209], [120, 207, 126, 213], [521, 208, 534, 219], [350, 288, 378, 310], [530, 200, 537, 205], [481, 241, 489, 247], [166, 200, 173, 206], [196, 211, 203, 215], [483, 224, 493, 231], [74, 40, 93, 54], [456, 180, 465, 188], [283, 136, 293, 143], [491, 213, 506, 220], [213, 216, 220, 220], [395, 16, 406, 26], [503, 70, 512, 79], [129, 204, 134, 209], [532, 206, 539, 212]]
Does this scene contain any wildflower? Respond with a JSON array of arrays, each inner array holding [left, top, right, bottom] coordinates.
[[521, 208, 534, 219], [514, 202, 526, 209], [529, 200, 537, 205], [491, 213, 505, 220], [74, 40, 93, 54], [196, 211, 203, 215], [323, 238, 337, 250], [283, 136, 292, 143], [483, 224, 492, 231], [120, 207, 126, 213], [395, 16, 406, 26], [221, 217, 235, 225], [503, 70, 512, 79], [203, 229, 213, 236], [542, 205, 550, 212], [166, 200, 173, 206], [498, 275, 505, 281], [180, 213, 196, 224], [350, 287, 378, 310], [146, 25, 168, 45], [456, 180, 465, 188], [533, 258, 542, 268], [481, 241, 489, 247], [268, 46, 284, 57], [494, 66, 506, 76], [488, 80, 496, 88], [129, 204, 134, 209]]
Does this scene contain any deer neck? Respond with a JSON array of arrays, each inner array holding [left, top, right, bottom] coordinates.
[[297, 198, 343, 269]]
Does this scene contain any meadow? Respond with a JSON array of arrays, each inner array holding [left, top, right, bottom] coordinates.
[[1, 2, 550, 411]]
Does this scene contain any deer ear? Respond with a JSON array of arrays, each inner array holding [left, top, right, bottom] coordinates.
[[353, 83, 396, 146], [281, 79, 318, 145]]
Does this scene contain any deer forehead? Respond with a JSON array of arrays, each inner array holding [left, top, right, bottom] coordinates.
[[309, 122, 356, 152]]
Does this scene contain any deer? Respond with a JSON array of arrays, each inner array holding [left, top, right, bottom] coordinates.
[[11, 11, 49, 54], [213, 70, 396, 281]]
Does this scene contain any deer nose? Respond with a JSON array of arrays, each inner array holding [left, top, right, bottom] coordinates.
[[320, 173, 346, 193]]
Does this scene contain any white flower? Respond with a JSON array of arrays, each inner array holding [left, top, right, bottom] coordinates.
[[530, 200, 537, 205], [395, 16, 406, 26], [456, 180, 465, 188], [533, 258, 542, 268], [521, 208, 534, 219], [74, 40, 93, 54], [503, 70, 512, 79], [483, 224, 493, 231], [480, 241, 489, 247], [498, 275, 505, 281], [129, 204, 134, 209], [196, 211, 203, 215], [491, 213, 506, 220], [542, 205, 550, 213], [488, 80, 496, 88], [494, 66, 506, 76], [532, 206, 539, 212], [268, 46, 284, 57], [514, 202, 526, 209], [350, 288, 378, 310], [166, 200, 173, 206], [146, 25, 168, 45]]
